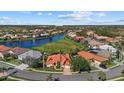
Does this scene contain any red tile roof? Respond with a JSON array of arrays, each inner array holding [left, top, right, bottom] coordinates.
[[11, 47, 30, 55], [105, 37, 114, 42], [89, 39, 103, 46], [78, 51, 108, 62], [73, 36, 84, 41], [0, 45, 11, 53], [0, 72, 8, 78], [46, 54, 71, 66]]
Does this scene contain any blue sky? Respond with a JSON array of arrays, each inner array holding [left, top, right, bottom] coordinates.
[[0, 11, 124, 25]]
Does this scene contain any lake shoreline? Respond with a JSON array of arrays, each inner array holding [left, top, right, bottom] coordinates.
[[0, 33, 64, 48], [0, 33, 64, 43]]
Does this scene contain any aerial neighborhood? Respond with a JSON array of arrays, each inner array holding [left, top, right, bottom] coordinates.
[[0, 25, 124, 81]]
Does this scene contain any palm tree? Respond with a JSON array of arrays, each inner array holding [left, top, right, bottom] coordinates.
[[97, 71, 106, 81], [42, 51, 47, 70]]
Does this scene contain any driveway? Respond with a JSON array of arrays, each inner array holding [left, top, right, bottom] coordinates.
[[15, 63, 29, 70], [63, 66, 72, 75]]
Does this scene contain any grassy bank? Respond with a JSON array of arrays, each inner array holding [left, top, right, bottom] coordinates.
[[33, 37, 87, 54]]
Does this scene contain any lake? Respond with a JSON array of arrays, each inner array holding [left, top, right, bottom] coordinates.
[[0, 34, 64, 48]]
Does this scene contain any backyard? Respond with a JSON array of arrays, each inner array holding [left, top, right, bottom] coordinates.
[[33, 37, 87, 54]]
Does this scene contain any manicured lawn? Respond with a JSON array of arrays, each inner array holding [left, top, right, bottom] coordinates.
[[26, 67, 62, 72], [6, 59, 22, 66], [105, 61, 116, 68], [90, 66, 98, 70], [33, 37, 87, 54]]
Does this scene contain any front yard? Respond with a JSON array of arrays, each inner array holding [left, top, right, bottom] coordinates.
[[6, 59, 22, 66]]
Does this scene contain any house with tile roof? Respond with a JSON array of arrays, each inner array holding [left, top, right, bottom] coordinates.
[[73, 36, 84, 42], [0, 72, 8, 78], [88, 39, 103, 49], [105, 37, 117, 43], [0, 45, 11, 58], [78, 51, 108, 65], [46, 54, 71, 69], [10, 47, 42, 60]]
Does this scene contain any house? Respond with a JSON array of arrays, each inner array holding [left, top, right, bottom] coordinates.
[[89, 50, 111, 59], [73, 36, 84, 41], [105, 37, 115, 43], [46, 54, 71, 69], [40, 33, 49, 37], [0, 72, 8, 78], [78, 51, 108, 65], [94, 34, 108, 40], [88, 39, 103, 49], [67, 32, 76, 38], [10, 47, 42, 60], [86, 31, 95, 36], [0, 45, 11, 58], [99, 45, 117, 53]]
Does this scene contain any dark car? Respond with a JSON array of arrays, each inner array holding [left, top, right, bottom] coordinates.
[[6, 69, 18, 75], [99, 64, 107, 69], [7, 67, 14, 70]]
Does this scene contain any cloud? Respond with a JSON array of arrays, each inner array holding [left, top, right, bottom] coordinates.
[[58, 11, 92, 21], [96, 12, 106, 17], [37, 12, 42, 16], [48, 12, 52, 16], [0, 17, 11, 20], [116, 19, 124, 22], [0, 16, 22, 25]]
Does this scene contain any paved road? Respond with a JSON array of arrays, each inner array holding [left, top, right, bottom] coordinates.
[[0, 62, 99, 81], [0, 62, 124, 81]]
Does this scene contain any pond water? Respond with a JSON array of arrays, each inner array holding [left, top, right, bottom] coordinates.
[[0, 34, 64, 48]]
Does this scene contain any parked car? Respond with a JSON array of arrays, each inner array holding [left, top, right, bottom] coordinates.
[[99, 64, 107, 69]]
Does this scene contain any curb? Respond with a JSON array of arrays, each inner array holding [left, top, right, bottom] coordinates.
[[0, 61, 17, 67]]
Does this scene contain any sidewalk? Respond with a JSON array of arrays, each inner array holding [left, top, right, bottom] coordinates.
[[0, 61, 16, 67], [108, 77, 124, 81]]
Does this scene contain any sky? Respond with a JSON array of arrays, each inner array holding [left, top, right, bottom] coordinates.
[[0, 11, 124, 25]]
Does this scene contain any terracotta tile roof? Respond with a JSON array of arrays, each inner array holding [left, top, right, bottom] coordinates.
[[73, 36, 84, 41], [11, 47, 30, 55], [89, 39, 103, 46], [46, 54, 71, 66], [105, 37, 114, 42], [78, 51, 108, 62], [0, 45, 11, 52], [0, 72, 8, 77]]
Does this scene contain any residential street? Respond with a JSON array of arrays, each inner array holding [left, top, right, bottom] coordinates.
[[0, 61, 124, 81]]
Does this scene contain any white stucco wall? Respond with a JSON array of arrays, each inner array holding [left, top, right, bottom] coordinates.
[[0, 52, 4, 58], [17, 50, 41, 60]]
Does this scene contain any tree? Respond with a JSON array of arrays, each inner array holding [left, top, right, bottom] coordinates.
[[97, 71, 106, 81], [56, 61, 61, 69], [71, 57, 91, 73], [46, 74, 53, 81], [121, 69, 124, 77], [22, 56, 42, 68]]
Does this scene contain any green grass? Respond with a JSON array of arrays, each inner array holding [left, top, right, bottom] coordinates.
[[33, 37, 87, 54], [105, 61, 116, 68], [90, 66, 98, 70], [26, 67, 62, 72], [6, 59, 22, 66]]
